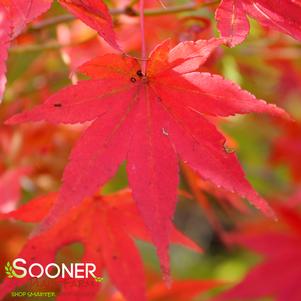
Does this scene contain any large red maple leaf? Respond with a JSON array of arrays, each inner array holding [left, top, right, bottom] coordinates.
[[215, 0, 301, 47], [0, 190, 201, 301], [6, 37, 289, 278], [218, 203, 301, 301]]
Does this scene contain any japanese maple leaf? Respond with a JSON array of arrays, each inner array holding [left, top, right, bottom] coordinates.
[[0, 0, 53, 101], [6, 38, 289, 279], [218, 205, 301, 301], [0, 190, 201, 301], [215, 0, 301, 47]]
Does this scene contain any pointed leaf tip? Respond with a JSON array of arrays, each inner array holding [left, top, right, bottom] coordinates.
[[58, 0, 121, 51]]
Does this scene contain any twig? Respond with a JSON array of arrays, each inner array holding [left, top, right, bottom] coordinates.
[[29, 1, 219, 32], [10, 42, 71, 53]]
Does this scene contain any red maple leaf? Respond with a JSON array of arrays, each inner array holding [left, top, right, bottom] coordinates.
[[0, 190, 201, 301], [218, 203, 301, 301], [6, 38, 289, 279], [215, 0, 301, 47]]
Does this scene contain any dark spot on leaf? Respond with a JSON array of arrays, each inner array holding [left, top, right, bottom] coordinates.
[[112, 255, 118, 260], [136, 70, 143, 77], [130, 77, 136, 83], [54, 103, 62, 107]]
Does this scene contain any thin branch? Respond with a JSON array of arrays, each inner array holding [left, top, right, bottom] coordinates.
[[10, 42, 67, 53], [29, 1, 219, 32]]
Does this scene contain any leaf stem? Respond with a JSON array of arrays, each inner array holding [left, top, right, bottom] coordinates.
[[139, 0, 147, 73]]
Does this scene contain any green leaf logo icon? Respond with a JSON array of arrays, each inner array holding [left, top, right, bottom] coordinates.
[[5, 262, 14, 278], [5, 262, 24, 279]]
